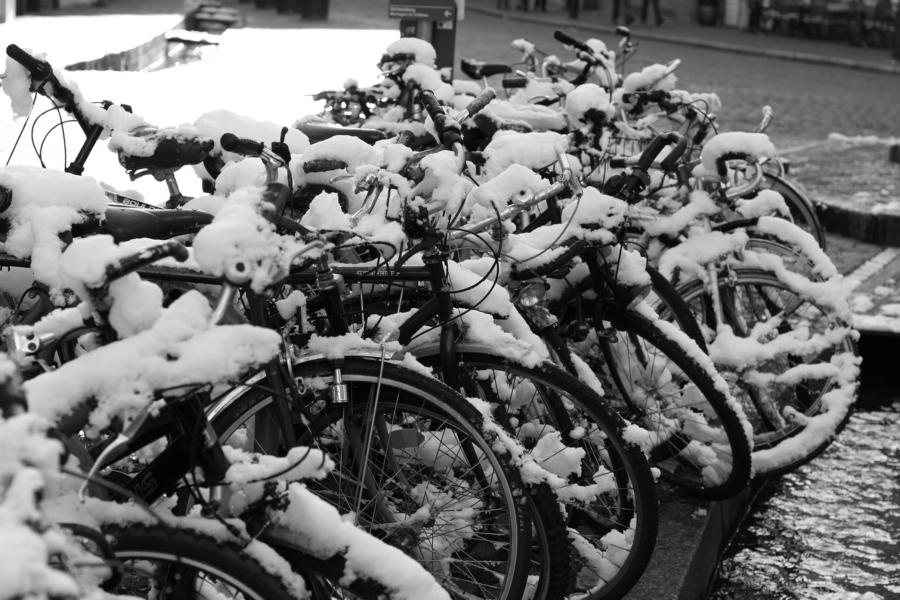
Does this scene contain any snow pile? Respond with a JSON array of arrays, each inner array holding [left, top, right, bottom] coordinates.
[[0, 165, 108, 291]]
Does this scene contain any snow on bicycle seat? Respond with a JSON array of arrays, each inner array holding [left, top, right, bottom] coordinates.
[[460, 59, 512, 80], [297, 122, 386, 145], [72, 204, 213, 243], [114, 125, 215, 173]]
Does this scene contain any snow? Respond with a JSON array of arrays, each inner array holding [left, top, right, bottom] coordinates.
[[383, 37, 437, 67], [482, 130, 569, 178], [695, 132, 776, 178], [0, 165, 108, 292], [565, 83, 614, 128], [0, 14, 184, 67], [24, 288, 281, 432], [620, 63, 678, 94], [1, 27, 397, 205]]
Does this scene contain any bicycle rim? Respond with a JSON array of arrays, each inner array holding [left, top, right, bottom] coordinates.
[[212, 357, 530, 600], [590, 304, 753, 499], [420, 350, 658, 600], [670, 267, 858, 475]]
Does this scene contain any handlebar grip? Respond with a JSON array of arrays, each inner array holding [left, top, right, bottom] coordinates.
[[302, 158, 348, 173], [715, 151, 753, 178], [501, 76, 528, 89], [658, 133, 688, 172], [464, 87, 496, 117], [419, 89, 446, 125], [101, 240, 189, 288], [419, 89, 461, 148], [608, 157, 627, 169], [757, 105, 774, 133], [220, 133, 264, 157], [258, 202, 314, 237], [6, 44, 51, 80], [553, 30, 592, 54], [635, 134, 672, 172]]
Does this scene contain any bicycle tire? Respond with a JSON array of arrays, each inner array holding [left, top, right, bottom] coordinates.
[[102, 524, 298, 600], [760, 172, 826, 250], [209, 356, 531, 600], [415, 349, 659, 600], [592, 303, 753, 499], [664, 267, 858, 477]]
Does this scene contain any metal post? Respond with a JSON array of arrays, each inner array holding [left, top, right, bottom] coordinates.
[[4, 0, 16, 23]]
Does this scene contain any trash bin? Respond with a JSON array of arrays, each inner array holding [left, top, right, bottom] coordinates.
[[299, 0, 328, 20], [698, 0, 719, 26]]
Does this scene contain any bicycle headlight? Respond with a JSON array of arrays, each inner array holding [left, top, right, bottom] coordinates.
[[515, 282, 548, 309]]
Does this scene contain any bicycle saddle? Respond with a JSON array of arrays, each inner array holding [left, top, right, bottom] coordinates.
[[117, 127, 215, 172], [461, 59, 512, 79], [73, 204, 213, 242], [297, 122, 386, 145]]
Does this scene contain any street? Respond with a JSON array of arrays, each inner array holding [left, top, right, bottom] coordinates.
[[455, 6, 900, 145]]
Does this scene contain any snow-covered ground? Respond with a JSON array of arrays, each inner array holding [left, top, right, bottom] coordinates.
[[1, 25, 397, 203], [0, 13, 184, 66]]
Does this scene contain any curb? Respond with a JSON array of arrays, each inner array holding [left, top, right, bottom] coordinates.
[[678, 479, 771, 600], [816, 200, 900, 247], [628, 480, 772, 600], [468, 5, 900, 76]]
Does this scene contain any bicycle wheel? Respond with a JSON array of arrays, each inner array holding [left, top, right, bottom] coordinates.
[[210, 356, 531, 600], [663, 267, 858, 477], [101, 524, 297, 600], [760, 172, 826, 250], [585, 303, 753, 500], [416, 349, 659, 600]]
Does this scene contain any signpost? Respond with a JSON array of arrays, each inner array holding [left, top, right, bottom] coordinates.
[[388, 0, 460, 75]]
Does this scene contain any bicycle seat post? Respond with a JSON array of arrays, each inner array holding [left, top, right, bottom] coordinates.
[[162, 170, 187, 209]]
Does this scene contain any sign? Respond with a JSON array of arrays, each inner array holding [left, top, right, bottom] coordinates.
[[389, 0, 455, 20]]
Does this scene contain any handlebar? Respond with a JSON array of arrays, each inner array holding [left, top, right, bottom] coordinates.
[[220, 132, 265, 156], [6, 44, 84, 129], [98, 240, 189, 291], [449, 151, 580, 240], [458, 87, 496, 121], [553, 30, 593, 55], [721, 158, 765, 201], [6, 44, 52, 82], [714, 151, 753, 178], [637, 131, 686, 173], [420, 89, 463, 148], [756, 105, 774, 134], [602, 132, 686, 203], [621, 89, 669, 105]]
